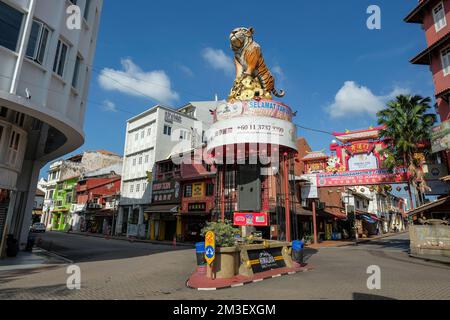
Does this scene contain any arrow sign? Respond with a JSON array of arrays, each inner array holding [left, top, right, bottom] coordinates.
[[204, 231, 215, 265]]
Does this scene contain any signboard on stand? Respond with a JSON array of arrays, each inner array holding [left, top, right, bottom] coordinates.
[[247, 248, 286, 273]]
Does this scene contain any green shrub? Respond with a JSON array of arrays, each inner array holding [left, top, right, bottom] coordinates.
[[201, 220, 240, 247]]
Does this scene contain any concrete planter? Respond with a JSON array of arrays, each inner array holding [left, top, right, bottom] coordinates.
[[206, 241, 293, 279]]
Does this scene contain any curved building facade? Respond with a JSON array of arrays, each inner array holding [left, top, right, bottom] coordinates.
[[0, 0, 103, 253]]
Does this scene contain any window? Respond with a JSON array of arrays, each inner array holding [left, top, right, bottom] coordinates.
[[163, 125, 172, 136], [147, 128, 151, 136], [433, 2, 447, 32], [132, 158, 136, 166], [130, 184, 134, 193], [206, 183, 214, 196], [442, 47, 450, 76], [135, 133, 138, 141], [26, 20, 50, 65], [136, 184, 140, 193], [0, 107, 7, 118], [72, 55, 82, 88], [14, 112, 25, 127], [138, 157, 142, 165], [8, 130, 21, 164], [145, 155, 149, 163], [52, 39, 69, 77], [184, 185, 192, 198], [0, 2, 23, 52], [180, 130, 189, 140], [0, 126, 3, 143]]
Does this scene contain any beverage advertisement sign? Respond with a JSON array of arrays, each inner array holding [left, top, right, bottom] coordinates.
[[233, 212, 269, 226], [431, 119, 450, 153]]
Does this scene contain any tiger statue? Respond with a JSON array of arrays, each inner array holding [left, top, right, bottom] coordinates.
[[228, 27, 285, 101]]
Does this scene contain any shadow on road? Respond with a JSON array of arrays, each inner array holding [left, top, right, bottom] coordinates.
[[34, 232, 192, 263], [353, 292, 396, 300], [0, 283, 73, 299], [358, 238, 410, 252]]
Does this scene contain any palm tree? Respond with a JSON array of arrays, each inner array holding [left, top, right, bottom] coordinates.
[[377, 95, 437, 210]]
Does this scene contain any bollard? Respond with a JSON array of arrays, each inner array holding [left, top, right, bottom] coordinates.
[[195, 242, 206, 274], [292, 240, 304, 268]]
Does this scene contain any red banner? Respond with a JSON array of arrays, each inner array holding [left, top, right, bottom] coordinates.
[[317, 168, 409, 187], [233, 212, 269, 227]]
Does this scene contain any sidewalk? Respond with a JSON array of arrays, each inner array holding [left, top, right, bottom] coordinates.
[[61, 231, 195, 248], [306, 231, 408, 249], [0, 248, 70, 272]]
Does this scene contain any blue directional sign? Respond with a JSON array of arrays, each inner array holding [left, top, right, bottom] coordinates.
[[205, 246, 215, 259]]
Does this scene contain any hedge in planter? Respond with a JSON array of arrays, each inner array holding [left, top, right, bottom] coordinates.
[[201, 220, 240, 247]]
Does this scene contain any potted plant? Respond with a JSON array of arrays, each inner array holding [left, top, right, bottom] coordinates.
[[201, 220, 239, 247]]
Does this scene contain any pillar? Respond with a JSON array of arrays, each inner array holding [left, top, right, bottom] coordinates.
[[138, 206, 144, 225], [116, 206, 124, 235], [176, 216, 182, 238], [150, 219, 155, 240]]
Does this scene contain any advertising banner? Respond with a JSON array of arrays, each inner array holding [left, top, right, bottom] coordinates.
[[215, 100, 293, 122], [317, 168, 409, 187], [206, 116, 297, 150], [233, 212, 269, 226], [431, 119, 450, 153], [300, 174, 318, 199]]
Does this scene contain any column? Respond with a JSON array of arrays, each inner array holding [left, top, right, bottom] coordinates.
[[115, 206, 123, 235]]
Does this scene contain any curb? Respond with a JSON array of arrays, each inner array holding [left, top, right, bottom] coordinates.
[[409, 253, 450, 265], [33, 248, 74, 264], [186, 266, 313, 291]]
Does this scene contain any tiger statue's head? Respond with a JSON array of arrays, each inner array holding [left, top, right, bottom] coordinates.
[[230, 27, 254, 52]]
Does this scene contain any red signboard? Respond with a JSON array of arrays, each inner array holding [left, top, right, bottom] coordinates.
[[233, 212, 269, 227], [317, 168, 409, 187]]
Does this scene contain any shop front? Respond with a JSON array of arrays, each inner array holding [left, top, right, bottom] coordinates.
[[145, 206, 179, 241], [51, 209, 69, 231], [180, 202, 212, 243]]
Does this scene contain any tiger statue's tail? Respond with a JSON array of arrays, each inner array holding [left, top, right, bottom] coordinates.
[[272, 88, 285, 98]]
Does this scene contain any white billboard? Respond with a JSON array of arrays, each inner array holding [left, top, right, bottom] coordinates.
[[205, 116, 297, 151]]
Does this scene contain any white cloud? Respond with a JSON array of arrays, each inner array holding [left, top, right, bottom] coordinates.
[[272, 65, 285, 80], [327, 81, 410, 118], [102, 100, 117, 113], [202, 48, 234, 76], [178, 64, 194, 77], [98, 58, 179, 105]]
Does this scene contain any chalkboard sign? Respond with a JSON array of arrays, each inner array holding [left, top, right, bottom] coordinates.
[[247, 248, 286, 273]]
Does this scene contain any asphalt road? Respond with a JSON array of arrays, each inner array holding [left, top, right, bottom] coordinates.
[[0, 232, 449, 300], [34, 232, 189, 262]]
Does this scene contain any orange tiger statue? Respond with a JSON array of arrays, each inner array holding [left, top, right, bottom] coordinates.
[[228, 27, 285, 101]]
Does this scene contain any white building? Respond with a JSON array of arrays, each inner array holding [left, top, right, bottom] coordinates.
[[117, 101, 218, 236], [0, 0, 103, 254]]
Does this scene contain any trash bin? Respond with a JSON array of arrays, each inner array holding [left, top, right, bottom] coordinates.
[[6, 235, 19, 257], [292, 240, 304, 266], [26, 233, 36, 252], [195, 242, 206, 273]]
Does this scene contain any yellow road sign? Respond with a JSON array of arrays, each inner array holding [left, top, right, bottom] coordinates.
[[204, 231, 215, 265]]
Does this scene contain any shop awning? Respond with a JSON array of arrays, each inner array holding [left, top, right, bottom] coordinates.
[[145, 204, 179, 213], [178, 212, 211, 216]]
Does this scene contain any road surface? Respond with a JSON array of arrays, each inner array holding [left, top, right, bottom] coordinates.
[[0, 232, 449, 300]]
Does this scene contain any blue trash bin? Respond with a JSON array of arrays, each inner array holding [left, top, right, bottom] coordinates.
[[292, 240, 304, 265], [195, 242, 206, 266]]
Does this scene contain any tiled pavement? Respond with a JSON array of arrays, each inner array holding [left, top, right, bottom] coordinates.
[[0, 233, 449, 300]]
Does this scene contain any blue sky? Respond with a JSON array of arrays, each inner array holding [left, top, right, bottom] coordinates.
[[40, 0, 433, 182]]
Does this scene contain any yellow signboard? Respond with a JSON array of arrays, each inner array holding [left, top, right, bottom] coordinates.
[[204, 231, 215, 265], [193, 182, 204, 198]]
